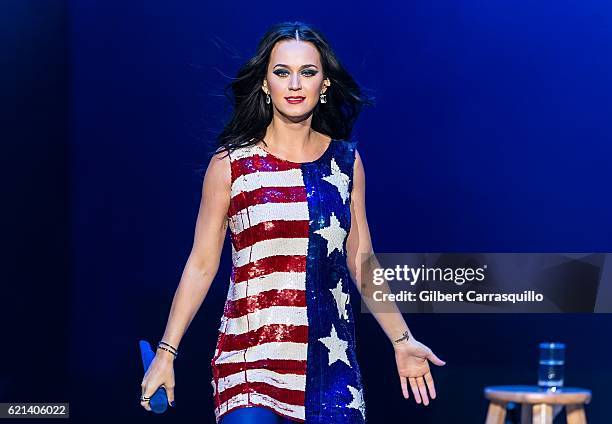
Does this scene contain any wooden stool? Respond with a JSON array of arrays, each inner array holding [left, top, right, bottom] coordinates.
[[484, 385, 591, 424]]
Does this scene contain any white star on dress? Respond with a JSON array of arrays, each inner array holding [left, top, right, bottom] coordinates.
[[318, 323, 351, 367], [330, 278, 350, 321], [347, 384, 366, 421], [314, 212, 346, 256], [322, 158, 350, 204]]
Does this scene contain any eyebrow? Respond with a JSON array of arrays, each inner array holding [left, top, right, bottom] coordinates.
[[273, 64, 319, 70]]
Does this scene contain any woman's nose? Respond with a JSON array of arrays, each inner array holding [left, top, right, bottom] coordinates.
[[289, 75, 301, 90]]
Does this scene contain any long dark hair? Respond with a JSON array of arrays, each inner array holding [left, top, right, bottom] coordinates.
[[214, 21, 375, 158]]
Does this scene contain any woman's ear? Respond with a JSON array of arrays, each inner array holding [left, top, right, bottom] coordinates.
[[321, 78, 331, 94]]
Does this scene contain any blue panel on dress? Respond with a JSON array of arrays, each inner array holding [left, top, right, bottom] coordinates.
[[303, 139, 367, 423]]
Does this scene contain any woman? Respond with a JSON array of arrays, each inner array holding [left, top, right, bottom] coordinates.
[[140, 21, 446, 423]]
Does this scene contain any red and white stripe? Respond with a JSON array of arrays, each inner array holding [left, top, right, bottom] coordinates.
[[211, 145, 310, 422]]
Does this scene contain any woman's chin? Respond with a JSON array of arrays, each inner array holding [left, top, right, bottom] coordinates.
[[277, 107, 314, 121]]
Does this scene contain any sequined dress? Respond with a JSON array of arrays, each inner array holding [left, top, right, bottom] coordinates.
[[210, 138, 367, 423]]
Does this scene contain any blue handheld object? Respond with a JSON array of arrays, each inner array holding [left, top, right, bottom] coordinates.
[[139, 340, 168, 414]]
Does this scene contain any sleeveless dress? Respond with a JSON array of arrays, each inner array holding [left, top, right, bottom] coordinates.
[[210, 138, 367, 423]]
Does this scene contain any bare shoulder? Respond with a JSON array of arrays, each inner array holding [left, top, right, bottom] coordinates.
[[210, 149, 231, 166], [204, 149, 231, 189], [354, 148, 365, 176], [355, 149, 363, 165]]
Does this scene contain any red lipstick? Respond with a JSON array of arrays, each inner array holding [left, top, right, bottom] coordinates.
[[285, 96, 305, 104]]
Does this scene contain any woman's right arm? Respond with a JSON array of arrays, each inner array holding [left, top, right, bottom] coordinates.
[[140, 150, 231, 410]]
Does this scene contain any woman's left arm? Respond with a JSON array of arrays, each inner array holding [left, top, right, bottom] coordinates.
[[345, 149, 446, 406]]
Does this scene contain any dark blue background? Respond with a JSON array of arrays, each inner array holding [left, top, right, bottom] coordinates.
[[4, 0, 611, 422]]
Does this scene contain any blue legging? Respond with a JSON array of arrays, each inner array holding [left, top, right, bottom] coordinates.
[[220, 406, 295, 424]]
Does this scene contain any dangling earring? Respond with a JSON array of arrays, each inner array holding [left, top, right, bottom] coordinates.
[[320, 93, 327, 104], [265, 93, 271, 104]]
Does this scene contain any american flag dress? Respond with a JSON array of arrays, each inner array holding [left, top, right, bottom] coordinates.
[[210, 138, 367, 423]]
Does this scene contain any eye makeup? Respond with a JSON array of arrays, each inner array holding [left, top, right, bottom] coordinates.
[[273, 69, 318, 77]]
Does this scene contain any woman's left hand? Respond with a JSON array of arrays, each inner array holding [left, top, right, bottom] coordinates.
[[394, 336, 446, 405]]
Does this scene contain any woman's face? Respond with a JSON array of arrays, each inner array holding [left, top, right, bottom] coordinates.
[[263, 39, 329, 119]]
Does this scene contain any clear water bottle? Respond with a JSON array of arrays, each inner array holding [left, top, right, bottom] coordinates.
[[538, 342, 565, 391]]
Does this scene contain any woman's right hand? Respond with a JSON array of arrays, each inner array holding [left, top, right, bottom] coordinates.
[[140, 348, 176, 411]]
